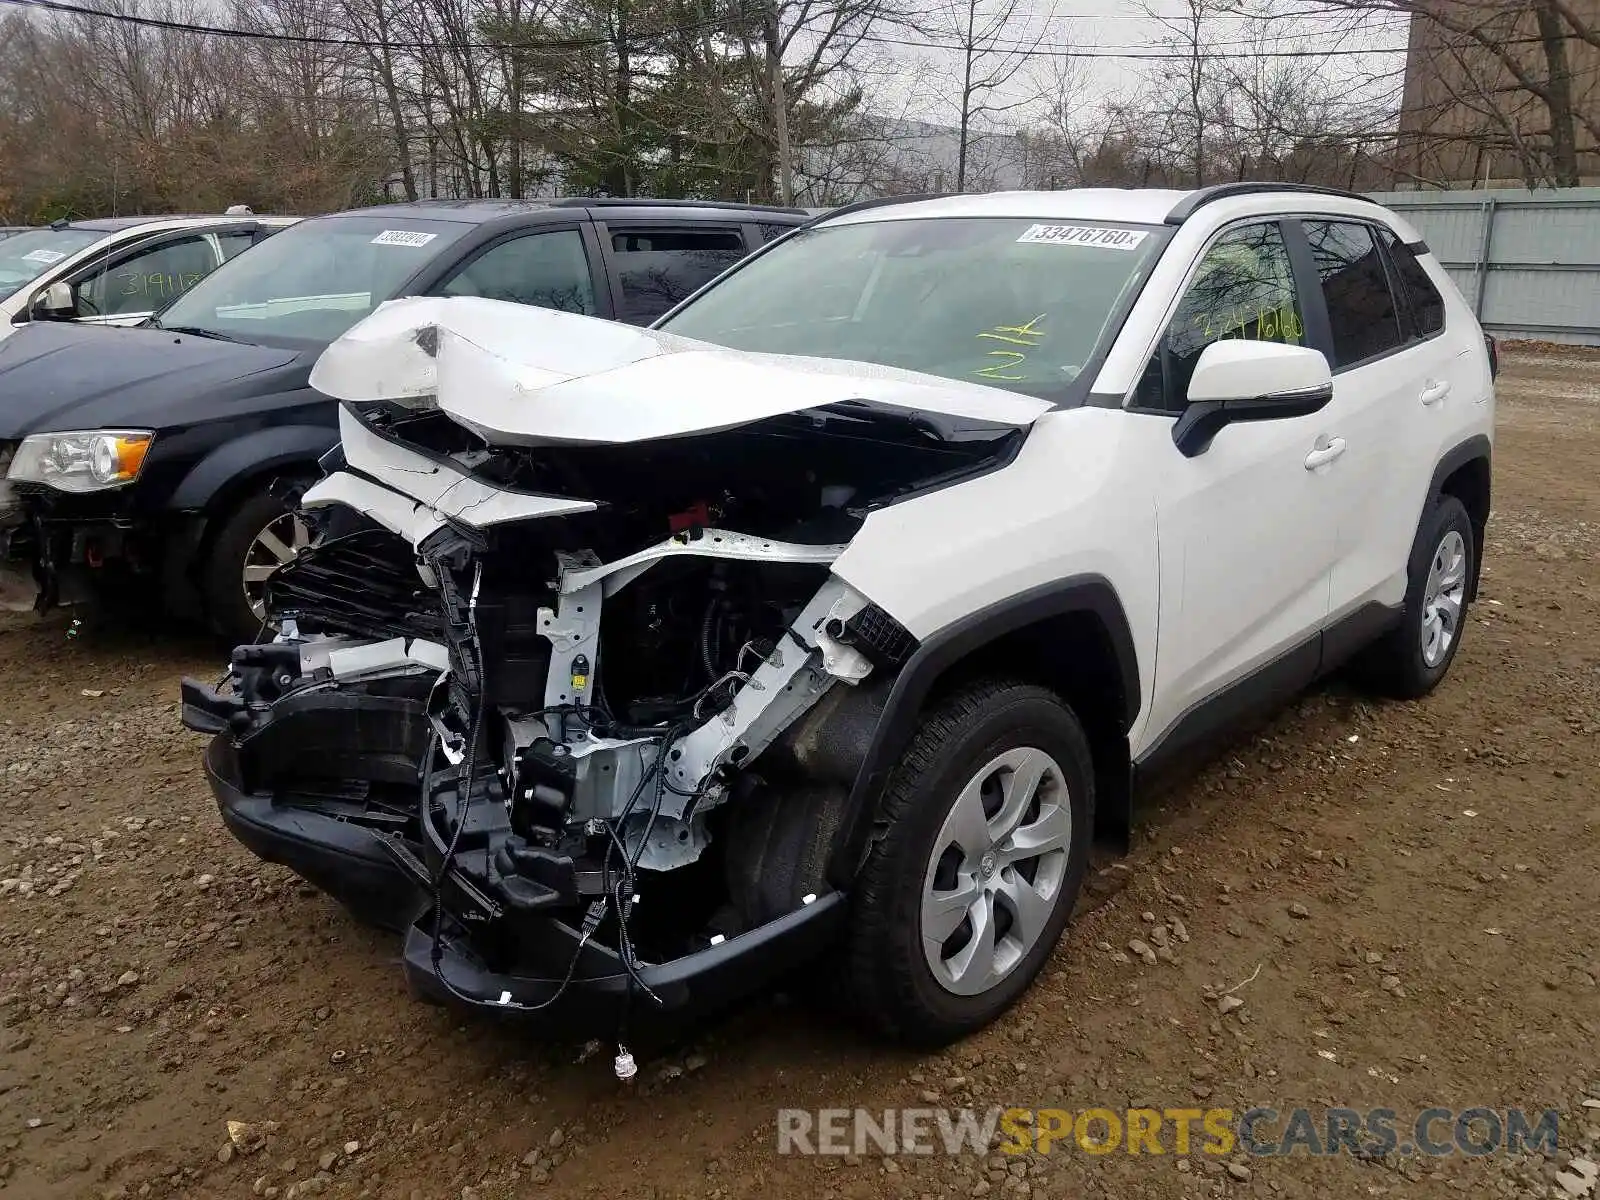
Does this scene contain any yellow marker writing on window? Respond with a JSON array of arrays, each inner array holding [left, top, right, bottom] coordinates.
[[976, 314, 1048, 379]]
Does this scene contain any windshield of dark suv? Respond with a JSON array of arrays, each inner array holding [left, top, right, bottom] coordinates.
[[0, 228, 102, 300], [152, 215, 471, 346], [656, 215, 1165, 402]]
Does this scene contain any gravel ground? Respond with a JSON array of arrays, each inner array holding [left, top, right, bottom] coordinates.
[[1, 347, 1598, 1200]]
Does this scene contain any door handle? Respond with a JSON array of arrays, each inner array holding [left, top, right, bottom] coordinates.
[[1420, 379, 1451, 406], [1304, 437, 1347, 470]]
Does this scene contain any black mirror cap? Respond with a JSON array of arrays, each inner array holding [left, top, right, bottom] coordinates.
[[1484, 332, 1499, 379], [1172, 384, 1334, 458]]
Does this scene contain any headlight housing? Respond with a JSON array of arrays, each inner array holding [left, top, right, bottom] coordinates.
[[7, 430, 155, 493]]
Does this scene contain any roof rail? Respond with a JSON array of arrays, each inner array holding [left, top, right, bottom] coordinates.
[[1164, 182, 1376, 225], [547, 196, 809, 215], [805, 192, 949, 227]]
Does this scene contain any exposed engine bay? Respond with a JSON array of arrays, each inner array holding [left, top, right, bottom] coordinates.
[[183, 297, 1043, 1042]]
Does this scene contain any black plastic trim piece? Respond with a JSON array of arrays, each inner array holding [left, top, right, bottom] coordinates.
[[401, 891, 848, 1033], [826, 575, 1140, 889], [1404, 238, 1431, 255], [202, 736, 429, 933], [1427, 434, 1493, 600], [1321, 601, 1404, 673], [1132, 633, 1321, 784], [1165, 183, 1379, 225]]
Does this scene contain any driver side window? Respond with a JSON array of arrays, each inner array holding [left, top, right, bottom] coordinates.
[[78, 235, 219, 319], [1134, 222, 1304, 414]]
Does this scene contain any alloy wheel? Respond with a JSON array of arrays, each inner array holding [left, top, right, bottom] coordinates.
[[241, 511, 310, 621]]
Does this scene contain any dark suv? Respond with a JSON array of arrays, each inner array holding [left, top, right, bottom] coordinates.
[[0, 198, 809, 640]]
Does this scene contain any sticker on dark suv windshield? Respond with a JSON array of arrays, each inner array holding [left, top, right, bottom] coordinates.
[[370, 230, 438, 248], [1017, 224, 1147, 250]]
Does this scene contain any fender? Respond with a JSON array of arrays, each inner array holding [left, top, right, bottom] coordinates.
[[166, 424, 339, 512], [825, 574, 1140, 888], [1426, 433, 1491, 600]]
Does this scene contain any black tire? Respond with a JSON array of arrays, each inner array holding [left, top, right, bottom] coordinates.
[[201, 486, 298, 645], [842, 680, 1093, 1045], [1352, 494, 1475, 699]]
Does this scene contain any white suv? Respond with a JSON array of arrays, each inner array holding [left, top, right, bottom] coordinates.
[[183, 184, 1494, 1047], [0, 210, 296, 338]]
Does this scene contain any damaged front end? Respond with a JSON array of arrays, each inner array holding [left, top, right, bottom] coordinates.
[[183, 298, 1040, 1033]]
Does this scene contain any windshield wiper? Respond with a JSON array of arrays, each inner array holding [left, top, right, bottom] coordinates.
[[159, 324, 247, 344]]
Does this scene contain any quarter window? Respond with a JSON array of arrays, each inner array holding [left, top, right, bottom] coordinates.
[[609, 227, 746, 323], [438, 228, 596, 314], [1380, 230, 1445, 338], [1303, 220, 1405, 368], [1134, 221, 1304, 413]]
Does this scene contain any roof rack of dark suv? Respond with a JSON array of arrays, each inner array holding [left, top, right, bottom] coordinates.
[[547, 196, 810, 216], [1164, 182, 1376, 225]]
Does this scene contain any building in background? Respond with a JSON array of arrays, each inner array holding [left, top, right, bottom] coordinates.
[[1395, 0, 1600, 188]]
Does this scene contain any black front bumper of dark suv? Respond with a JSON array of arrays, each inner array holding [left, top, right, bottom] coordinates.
[[188, 677, 848, 1035]]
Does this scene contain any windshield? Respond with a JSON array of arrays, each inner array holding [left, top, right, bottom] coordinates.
[[0, 228, 102, 300], [657, 216, 1164, 402], [154, 215, 471, 346]]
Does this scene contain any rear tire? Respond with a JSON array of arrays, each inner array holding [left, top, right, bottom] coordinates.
[[842, 680, 1093, 1045], [1352, 494, 1475, 699], [201, 486, 310, 645]]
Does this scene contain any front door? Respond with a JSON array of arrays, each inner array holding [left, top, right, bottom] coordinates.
[[1129, 219, 1338, 755]]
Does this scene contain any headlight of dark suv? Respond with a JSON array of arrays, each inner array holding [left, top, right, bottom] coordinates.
[[7, 430, 155, 493]]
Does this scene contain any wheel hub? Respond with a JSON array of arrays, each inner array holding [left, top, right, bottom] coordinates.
[[919, 746, 1072, 997]]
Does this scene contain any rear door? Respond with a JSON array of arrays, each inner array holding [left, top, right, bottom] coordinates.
[[1292, 217, 1448, 626], [595, 221, 749, 325]]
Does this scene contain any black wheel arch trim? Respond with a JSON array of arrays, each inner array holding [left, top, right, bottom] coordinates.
[[1427, 433, 1492, 600], [825, 574, 1140, 889], [166, 424, 340, 513]]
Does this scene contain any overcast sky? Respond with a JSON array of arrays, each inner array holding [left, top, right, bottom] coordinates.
[[857, 0, 1412, 131]]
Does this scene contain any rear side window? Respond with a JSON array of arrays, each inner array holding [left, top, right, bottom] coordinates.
[[1302, 220, 1404, 369], [758, 222, 796, 244], [608, 226, 745, 323], [1380, 230, 1445, 338]]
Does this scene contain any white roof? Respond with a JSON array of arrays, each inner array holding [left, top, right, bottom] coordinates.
[[818, 187, 1412, 237], [823, 189, 1193, 227]]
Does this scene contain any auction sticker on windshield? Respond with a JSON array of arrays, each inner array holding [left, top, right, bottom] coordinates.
[[371, 230, 438, 248], [21, 249, 67, 264], [1017, 224, 1148, 250]]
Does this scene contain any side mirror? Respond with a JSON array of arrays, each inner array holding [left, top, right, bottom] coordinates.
[[28, 280, 76, 321], [1172, 340, 1333, 458]]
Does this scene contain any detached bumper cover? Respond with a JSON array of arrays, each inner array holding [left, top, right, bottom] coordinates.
[[202, 736, 428, 933]]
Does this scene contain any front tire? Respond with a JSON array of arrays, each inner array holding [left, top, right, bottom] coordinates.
[[1353, 494, 1475, 699], [843, 680, 1093, 1045], [201, 486, 311, 645]]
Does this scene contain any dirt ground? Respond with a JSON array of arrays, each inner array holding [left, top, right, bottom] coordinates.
[[2, 348, 1598, 1200]]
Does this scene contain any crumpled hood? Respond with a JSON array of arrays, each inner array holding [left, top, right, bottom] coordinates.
[[0, 322, 306, 439], [309, 295, 1051, 446]]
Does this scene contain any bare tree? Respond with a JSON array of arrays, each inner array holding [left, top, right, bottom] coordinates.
[[920, 0, 1051, 191]]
